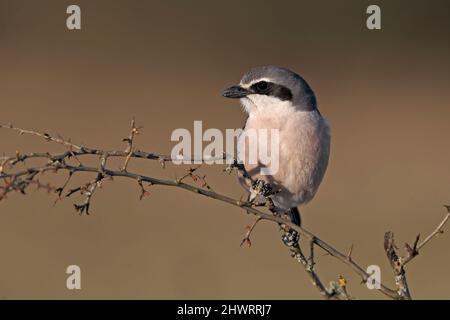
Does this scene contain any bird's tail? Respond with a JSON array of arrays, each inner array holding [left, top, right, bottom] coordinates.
[[288, 207, 301, 226]]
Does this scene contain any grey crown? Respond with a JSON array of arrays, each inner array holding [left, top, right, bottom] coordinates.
[[240, 65, 317, 112]]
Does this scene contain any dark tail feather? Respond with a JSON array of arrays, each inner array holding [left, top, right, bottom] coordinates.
[[289, 207, 301, 226]]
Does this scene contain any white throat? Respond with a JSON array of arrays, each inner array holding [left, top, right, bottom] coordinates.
[[240, 95, 296, 119]]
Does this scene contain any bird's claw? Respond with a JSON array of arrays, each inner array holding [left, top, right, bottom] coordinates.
[[251, 179, 276, 197]]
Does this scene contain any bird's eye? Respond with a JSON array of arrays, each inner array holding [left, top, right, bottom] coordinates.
[[255, 81, 269, 92]]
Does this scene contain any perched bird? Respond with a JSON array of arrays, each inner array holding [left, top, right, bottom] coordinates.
[[222, 66, 330, 233]]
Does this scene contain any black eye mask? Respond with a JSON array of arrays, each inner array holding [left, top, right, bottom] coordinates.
[[250, 81, 293, 101]]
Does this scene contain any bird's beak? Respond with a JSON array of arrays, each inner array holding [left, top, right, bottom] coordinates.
[[222, 85, 251, 99]]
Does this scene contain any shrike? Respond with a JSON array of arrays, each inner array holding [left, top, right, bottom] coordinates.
[[222, 66, 330, 236]]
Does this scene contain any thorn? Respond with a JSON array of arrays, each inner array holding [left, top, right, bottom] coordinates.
[[240, 217, 262, 248], [158, 157, 166, 169], [240, 238, 251, 247], [347, 244, 354, 260]]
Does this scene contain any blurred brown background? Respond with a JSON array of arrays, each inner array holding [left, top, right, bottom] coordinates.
[[1, 0, 450, 299]]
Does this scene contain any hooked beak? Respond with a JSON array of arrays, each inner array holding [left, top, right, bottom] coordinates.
[[222, 85, 251, 99]]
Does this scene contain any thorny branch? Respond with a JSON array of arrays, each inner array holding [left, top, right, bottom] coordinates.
[[383, 205, 450, 300], [1, 121, 449, 300]]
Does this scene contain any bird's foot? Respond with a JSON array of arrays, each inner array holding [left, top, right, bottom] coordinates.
[[248, 179, 279, 210], [251, 179, 276, 198]]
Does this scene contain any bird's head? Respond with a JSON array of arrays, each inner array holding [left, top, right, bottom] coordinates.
[[222, 66, 317, 116]]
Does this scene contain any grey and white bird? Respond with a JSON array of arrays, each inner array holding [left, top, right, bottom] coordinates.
[[222, 66, 330, 231]]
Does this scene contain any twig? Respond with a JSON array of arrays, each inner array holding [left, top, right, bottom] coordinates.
[[121, 118, 141, 172], [308, 238, 316, 269], [240, 217, 263, 247], [0, 124, 82, 150], [384, 231, 412, 299], [73, 173, 104, 215], [383, 206, 450, 299], [137, 178, 151, 200], [289, 243, 336, 299], [404, 206, 450, 265], [0, 123, 173, 165]]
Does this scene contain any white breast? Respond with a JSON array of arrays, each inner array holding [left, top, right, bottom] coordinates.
[[238, 100, 331, 210]]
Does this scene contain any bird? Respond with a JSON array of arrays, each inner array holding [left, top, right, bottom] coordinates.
[[222, 66, 330, 241]]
